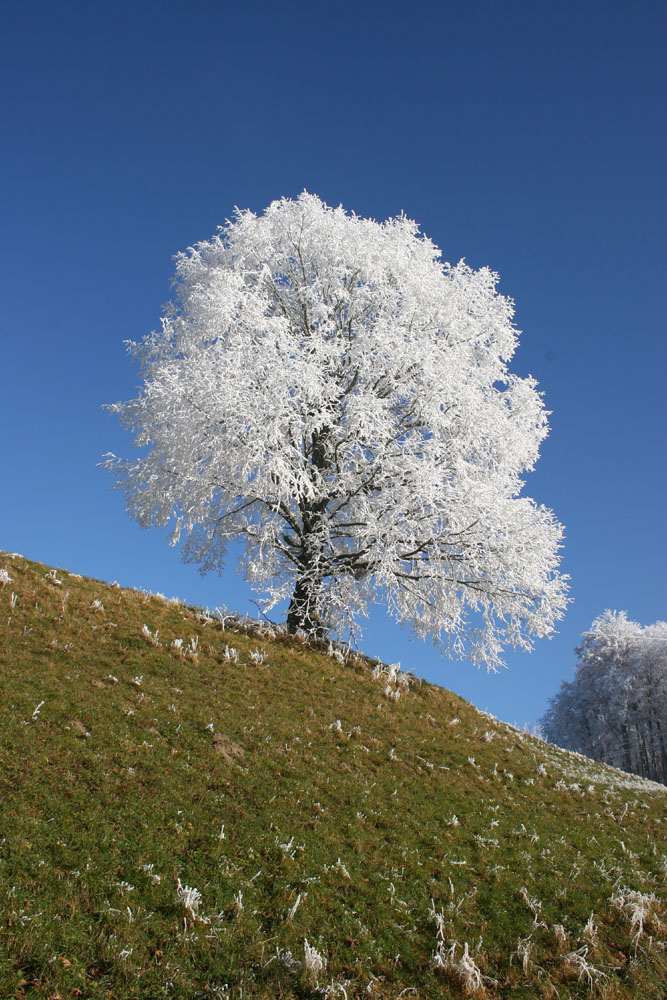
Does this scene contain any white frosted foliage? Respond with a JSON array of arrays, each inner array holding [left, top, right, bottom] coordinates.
[[541, 612, 667, 783], [106, 193, 567, 667]]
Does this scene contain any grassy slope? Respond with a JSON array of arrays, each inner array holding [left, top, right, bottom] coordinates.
[[0, 552, 665, 1000]]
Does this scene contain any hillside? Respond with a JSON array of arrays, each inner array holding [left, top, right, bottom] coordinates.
[[1, 552, 665, 999]]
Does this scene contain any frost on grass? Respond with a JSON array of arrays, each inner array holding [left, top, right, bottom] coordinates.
[[552, 923, 568, 949], [324, 858, 350, 880], [537, 736, 667, 794], [610, 888, 663, 949], [266, 947, 300, 975], [429, 900, 494, 995], [519, 886, 547, 929], [176, 878, 203, 920], [561, 946, 607, 990], [286, 891, 306, 922], [326, 641, 346, 663], [303, 939, 326, 984], [372, 660, 413, 700], [511, 935, 533, 972], [582, 912, 598, 943], [429, 900, 448, 967], [278, 835, 305, 859], [140, 863, 161, 885], [319, 984, 350, 999], [141, 623, 161, 647], [454, 943, 492, 996]]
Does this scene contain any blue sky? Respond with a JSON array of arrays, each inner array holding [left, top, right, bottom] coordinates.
[[2, 0, 665, 728]]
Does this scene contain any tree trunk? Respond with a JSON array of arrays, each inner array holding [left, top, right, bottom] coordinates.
[[619, 721, 633, 774], [285, 504, 327, 638], [285, 427, 332, 638], [286, 571, 324, 637]]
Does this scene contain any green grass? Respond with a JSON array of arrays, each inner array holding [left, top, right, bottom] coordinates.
[[0, 551, 665, 999]]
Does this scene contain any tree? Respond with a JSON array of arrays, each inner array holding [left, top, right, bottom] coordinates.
[[105, 193, 567, 666], [540, 611, 667, 784]]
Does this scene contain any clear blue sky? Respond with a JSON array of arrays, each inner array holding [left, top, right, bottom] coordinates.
[[2, 0, 665, 728]]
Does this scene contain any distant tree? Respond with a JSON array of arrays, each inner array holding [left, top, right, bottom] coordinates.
[[540, 611, 667, 784], [105, 193, 567, 666]]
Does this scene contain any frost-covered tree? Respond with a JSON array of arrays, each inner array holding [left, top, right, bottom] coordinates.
[[540, 612, 667, 784], [105, 193, 567, 665]]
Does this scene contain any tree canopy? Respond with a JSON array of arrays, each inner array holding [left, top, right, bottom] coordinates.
[[541, 611, 667, 784], [106, 193, 567, 666]]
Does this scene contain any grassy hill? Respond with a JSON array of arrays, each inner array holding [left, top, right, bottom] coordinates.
[[1, 551, 665, 999]]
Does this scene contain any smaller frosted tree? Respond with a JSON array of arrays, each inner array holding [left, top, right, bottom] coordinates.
[[541, 611, 667, 784], [105, 193, 567, 667]]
